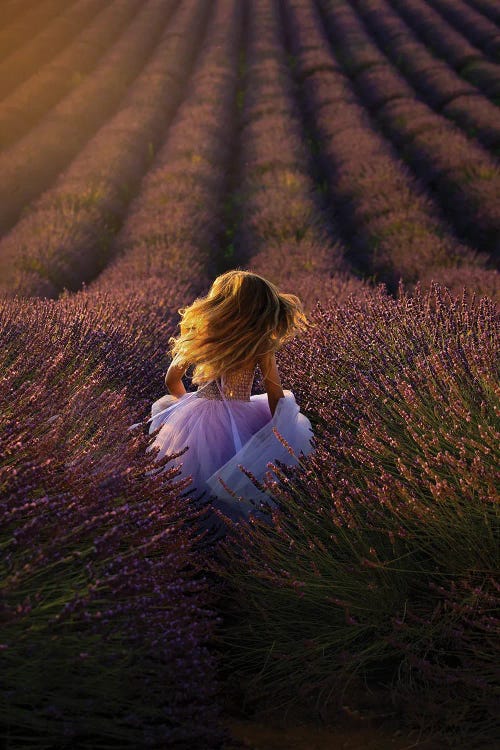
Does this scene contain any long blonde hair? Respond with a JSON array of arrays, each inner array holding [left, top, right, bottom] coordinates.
[[169, 270, 310, 385]]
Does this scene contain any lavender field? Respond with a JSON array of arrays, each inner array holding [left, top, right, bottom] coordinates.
[[0, 0, 499, 748]]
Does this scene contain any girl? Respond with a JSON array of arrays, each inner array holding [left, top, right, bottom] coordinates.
[[145, 270, 314, 521]]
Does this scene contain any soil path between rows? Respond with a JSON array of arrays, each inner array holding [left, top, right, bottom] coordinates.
[[224, 716, 440, 749]]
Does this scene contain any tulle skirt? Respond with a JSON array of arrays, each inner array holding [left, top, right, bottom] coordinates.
[[145, 389, 314, 521]]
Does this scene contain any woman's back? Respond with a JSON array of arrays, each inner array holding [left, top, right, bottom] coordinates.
[[146, 270, 313, 517], [195, 363, 256, 402]]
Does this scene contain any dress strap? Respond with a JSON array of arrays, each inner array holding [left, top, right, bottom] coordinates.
[[215, 375, 243, 453], [145, 389, 198, 424]]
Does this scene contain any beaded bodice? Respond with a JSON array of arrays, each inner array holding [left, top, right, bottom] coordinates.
[[195, 365, 256, 402]]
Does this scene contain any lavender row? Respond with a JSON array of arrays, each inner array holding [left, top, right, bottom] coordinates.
[[1, 0, 35, 28], [467, 0, 500, 25], [352, 0, 500, 152], [0, 285, 225, 748], [93, 0, 242, 300], [0, 0, 141, 151], [388, 0, 500, 99], [284, 0, 495, 299], [0, 0, 105, 102], [232, 0, 360, 310], [425, 0, 500, 60], [0, 0, 70, 64], [0, 0, 141, 150], [212, 281, 499, 746], [318, 0, 500, 265], [0, 0, 213, 300], [0, 0, 175, 236]]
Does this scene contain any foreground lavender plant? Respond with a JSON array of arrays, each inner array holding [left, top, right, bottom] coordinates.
[[211, 281, 499, 746], [0, 288, 224, 749]]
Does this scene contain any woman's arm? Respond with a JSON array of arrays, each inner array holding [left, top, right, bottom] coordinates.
[[257, 350, 284, 417], [165, 358, 188, 398]]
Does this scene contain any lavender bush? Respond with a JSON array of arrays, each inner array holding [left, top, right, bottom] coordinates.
[[419, 264, 500, 303], [211, 281, 499, 746], [0, 287, 224, 748]]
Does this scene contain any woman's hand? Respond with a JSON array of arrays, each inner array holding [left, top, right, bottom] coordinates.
[[165, 359, 187, 398]]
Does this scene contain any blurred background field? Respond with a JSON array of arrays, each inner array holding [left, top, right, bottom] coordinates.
[[0, 0, 498, 747]]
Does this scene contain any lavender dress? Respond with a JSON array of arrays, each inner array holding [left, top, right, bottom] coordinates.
[[144, 365, 314, 520]]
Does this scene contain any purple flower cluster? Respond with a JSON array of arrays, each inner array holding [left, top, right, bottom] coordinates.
[[212, 281, 499, 744]]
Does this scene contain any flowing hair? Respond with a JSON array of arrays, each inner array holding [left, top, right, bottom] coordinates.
[[168, 270, 310, 385]]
